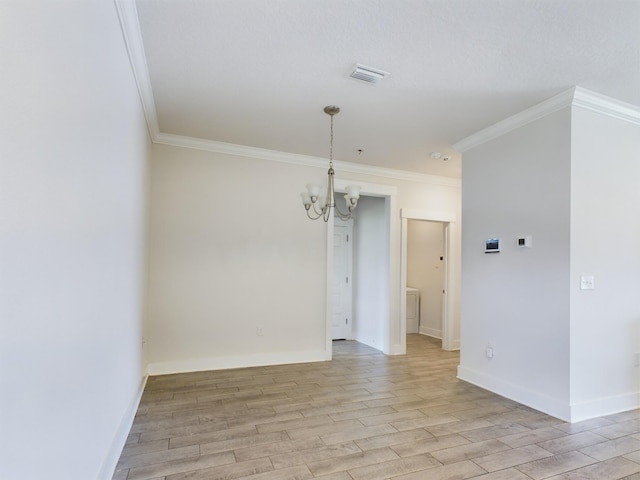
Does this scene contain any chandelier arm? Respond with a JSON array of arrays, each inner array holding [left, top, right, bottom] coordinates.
[[311, 203, 322, 215], [333, 204, 353, 221], [306, 208, 324, 220], [333, 202, 350, 217]]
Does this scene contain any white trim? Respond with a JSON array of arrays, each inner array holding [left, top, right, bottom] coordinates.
[[454, 86, 640, 152], [114, 0, 160, 140], [457, 365, 570, 422], [325, 210, 335, 358], [98, 375, 148, 480], [453, 88, 575, 152], [569, 392, 640, 423], [147, 350, 328, 376], [419, 327, 442, 338], [328, 181, 399, 356], [387, 193, 401, 355], [337, 179, 397, 198], [156, 132, 460, 187], [458, 365, 640, 423], [401, 209, 456, 223], [441, 221, 453, 351], [400, 209, 457, 352], [115, 1, 460, 186], [156, 132, 326, 167], [572, 86, 640, 126]]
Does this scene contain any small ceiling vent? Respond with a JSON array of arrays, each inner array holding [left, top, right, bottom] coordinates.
[[349, 64, 390, 84]]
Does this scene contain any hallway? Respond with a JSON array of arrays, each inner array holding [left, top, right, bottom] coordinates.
[[113, 335, 640, 479]]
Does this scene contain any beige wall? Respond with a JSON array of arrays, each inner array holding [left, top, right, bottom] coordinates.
[[407, 220, 445, 337], [146, 142, 461, 372]]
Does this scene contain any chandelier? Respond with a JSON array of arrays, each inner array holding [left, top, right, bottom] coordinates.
[[301, 106, 361, 221]]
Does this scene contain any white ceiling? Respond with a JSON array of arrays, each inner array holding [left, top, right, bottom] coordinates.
[[131, 0, 640, 178]]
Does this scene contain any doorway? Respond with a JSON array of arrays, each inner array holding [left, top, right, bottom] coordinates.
[[325, 181, 399, 358], [406, 220, 445, 339], [400, 208, 456, 351]]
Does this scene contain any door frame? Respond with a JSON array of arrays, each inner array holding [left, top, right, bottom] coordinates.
[[400, 208, 456, 351], [325, 179, 398, 358]]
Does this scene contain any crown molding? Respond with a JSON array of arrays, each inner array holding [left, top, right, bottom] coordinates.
[[454, 86, 640, 152], [572, 86, 640, 126], [155, 133, 461, 187], [114, 0, 160, 140], [114, 0, 459, 188], [453, 88, 575, 152]]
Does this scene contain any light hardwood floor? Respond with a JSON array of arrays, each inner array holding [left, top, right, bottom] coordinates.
[[113, 335, 640, 480]]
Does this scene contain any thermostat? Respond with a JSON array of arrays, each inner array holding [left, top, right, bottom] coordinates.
[[485, 238, 500, 253]]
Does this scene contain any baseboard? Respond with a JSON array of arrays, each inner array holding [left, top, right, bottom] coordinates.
[[417, 331, 460, 351], [147, 349, 330, 376], [569, 392, 640, 423], [419, 326, 442, 338], [457, 365, 570, 422], [98, 375, 148, 480]]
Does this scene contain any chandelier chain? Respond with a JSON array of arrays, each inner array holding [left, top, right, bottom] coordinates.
[[329, 113, 334, 169], [300, 105, 360, 222]]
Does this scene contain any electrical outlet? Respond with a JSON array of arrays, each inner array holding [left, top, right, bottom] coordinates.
[[256, 327, 264, 336], [635, 352, 640, 367]]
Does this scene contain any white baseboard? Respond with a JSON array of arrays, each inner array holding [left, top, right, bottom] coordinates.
[[457, 365, 570, 422], [416, 331, 460, 351], [147, 349, 330, 376], [569, 392, 640, 423], [98, 375, 148, 480], [457, 365, 640, 423], [419, 326, 442, 338]]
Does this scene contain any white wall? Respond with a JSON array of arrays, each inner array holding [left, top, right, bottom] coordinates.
[[407, 220, 445, 337], [0, 2, 150, 479], [352, 196, 389, 350], [146, 142, 461, 372], [458, 108, 573, 419], [458, 89, 640, 422], [569, 106, 640, 420]]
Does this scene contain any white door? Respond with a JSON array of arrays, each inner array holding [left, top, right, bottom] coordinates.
[[332, 220, 353, 340]]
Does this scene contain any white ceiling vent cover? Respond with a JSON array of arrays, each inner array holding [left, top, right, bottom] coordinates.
[[350, 64, 390, 84]]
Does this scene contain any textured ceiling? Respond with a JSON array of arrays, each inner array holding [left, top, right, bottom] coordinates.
[[133, 0, 640, 177]]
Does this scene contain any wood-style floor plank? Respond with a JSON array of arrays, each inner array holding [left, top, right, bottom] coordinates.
[[113, 335, 640, 480]]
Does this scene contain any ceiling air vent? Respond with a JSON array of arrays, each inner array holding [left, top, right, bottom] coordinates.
[[349, 64, 390, 84]]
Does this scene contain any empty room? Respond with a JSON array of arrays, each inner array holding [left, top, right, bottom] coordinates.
[[2, 1, 640, 479]]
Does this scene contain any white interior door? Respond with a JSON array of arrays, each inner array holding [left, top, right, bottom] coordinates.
[[332, 220, 353, 340]]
